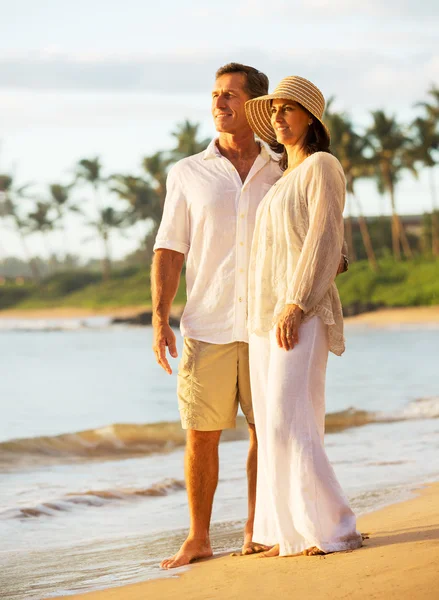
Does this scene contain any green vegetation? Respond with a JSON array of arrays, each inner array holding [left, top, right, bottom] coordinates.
[[0, 268, 187, 311], [337, 259, 439, 313], [2, 259, 437, 314], [1, 88, 438, 314]]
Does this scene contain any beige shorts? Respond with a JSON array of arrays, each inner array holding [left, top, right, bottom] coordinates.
[[177, 338, 254, 431]]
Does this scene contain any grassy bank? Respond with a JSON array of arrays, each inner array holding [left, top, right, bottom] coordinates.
[[336, 258, 439, 314], [1, 259, 438, 314]]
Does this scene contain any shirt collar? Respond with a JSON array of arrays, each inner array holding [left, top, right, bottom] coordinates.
[[202, 138, 222, 160], [202, 137, 280, 163]]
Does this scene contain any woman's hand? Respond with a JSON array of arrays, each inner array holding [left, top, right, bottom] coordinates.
[[276, 304, 303, 351]]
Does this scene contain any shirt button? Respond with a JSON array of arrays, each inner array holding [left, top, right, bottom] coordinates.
[[239, 268, 244, 273], [239, 297, 243, 302], [239, 242, 244, 246], [240, 213, 245, 218]]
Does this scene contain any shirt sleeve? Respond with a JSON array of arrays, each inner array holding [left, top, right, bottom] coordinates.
[[153, 164, 190, 256], [286, 155, 346, 312]]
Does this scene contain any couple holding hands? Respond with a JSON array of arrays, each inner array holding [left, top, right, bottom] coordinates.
[[152, 62, 362, 569]]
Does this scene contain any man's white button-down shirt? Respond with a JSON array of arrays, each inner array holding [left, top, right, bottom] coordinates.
[[154, 138, 282, 344]]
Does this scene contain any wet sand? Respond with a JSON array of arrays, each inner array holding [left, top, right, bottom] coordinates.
[[51, 481, 439, 600]]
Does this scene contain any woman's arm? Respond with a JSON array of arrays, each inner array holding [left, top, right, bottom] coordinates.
[[286, 155, 346, 312], [276, 155, 345, 351]]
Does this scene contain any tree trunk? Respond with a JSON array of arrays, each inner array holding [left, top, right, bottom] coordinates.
[[429, 168, 439, 257], [43, 233, 54, 275], [398, 217, 413, 260], [58, 209, 74, 265], [102, 231, 111, 282], [389, 184, 401, 261], [431, 212, 439, 258], [345, 194, 356, 261], [353, 195, 378, 271], [16, 223, 40, 284]]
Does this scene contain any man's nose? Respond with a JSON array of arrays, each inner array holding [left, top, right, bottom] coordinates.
[[214, 94, 226, 108]]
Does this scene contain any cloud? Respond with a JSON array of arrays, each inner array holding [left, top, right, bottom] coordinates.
[[0, 48, 438, 118], [237, 0, 439, 19]]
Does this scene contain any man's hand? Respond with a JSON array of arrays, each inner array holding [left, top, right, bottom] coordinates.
[[276, 304, 303, 351], [153, 320, 178, 374]]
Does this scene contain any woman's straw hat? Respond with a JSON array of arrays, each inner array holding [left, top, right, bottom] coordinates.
[[245, 75, 330, 145]]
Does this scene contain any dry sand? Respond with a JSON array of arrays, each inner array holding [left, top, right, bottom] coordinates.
[[0, 306, 151, 319], [345, 305, 439, 326], [53, 482, 439, 600], [1, 305, 439, 325]]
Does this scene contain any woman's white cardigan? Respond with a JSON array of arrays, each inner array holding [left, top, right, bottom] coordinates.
[[248, 152, 346, 356]]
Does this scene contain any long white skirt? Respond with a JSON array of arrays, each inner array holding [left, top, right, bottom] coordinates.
[[249, 316, 362, 555]]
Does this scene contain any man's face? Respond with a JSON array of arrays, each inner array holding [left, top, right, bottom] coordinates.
[[211, 73, 252, 135]]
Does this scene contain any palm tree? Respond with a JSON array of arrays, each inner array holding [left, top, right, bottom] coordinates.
[[86, 207, 126, 281], [418, 85, 439, 121], [111, 174, 162, 263], [325, 102, 378, 270], [142, 152, 170, 209], [143, 120, 209, 211], [75, 157, 121, 280], [414, 87, 439, 256], [0, 174, 40, 283], [171, 120, 210, 160], [111, 175, 161, 225], [50, 183, 79, 219], [366, 111, 416, 260], [48, 183, 79, 260], [27, 201, 57, 267], [75, 157, 105, 212]]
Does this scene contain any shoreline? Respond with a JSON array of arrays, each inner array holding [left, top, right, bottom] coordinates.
[[51, 480, 439, 600], [1, 304, 439, 325]]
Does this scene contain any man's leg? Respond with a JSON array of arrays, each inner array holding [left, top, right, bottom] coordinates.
[[160, 429, 222, 569], [238, 343, 271, 555], [241, 424, 269, 554], [242, 423, 257, 549]]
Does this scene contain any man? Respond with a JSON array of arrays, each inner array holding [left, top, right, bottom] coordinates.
[[152, 63, 347, 569]]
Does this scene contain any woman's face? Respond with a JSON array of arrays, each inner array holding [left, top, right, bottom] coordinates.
[[270, 99, 311, 147]]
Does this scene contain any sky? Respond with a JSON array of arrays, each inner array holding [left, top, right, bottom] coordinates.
[[1, 0, 438, 261]]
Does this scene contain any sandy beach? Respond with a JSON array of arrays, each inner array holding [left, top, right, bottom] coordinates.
[[0, 305, 151, 320], [52, 482, 439, 600], [345, 305, 439, 326], [1, 304, 439, 325]]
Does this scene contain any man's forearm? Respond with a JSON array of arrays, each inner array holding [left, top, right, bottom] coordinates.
[[151, 249, 185, 324]]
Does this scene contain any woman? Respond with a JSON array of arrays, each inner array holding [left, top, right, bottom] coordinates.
[[244, 76, 362, 557]]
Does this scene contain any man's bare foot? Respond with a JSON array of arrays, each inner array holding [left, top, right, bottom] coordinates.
[[241, 525, 271, 555], [303, 546, 325, 556], [259, 544, 280, 557], [160, 538, 213, 569]]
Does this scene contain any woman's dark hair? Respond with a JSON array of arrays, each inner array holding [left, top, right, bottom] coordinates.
[[271, 103, 331, 171]]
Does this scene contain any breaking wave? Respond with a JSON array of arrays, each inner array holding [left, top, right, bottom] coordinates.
[[0, 478, 185, 520], [1, 397, 438, 470]]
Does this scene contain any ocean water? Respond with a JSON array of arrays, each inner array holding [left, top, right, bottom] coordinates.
[[1, 319, 439, 600]]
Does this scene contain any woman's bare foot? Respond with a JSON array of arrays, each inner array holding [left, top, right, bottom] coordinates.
[[241, 527, 271, 555], [303, 546, 325, 556], [259, 544, 280, 557], [160, 537, 213, 569], [258, 544, 326, 558]]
